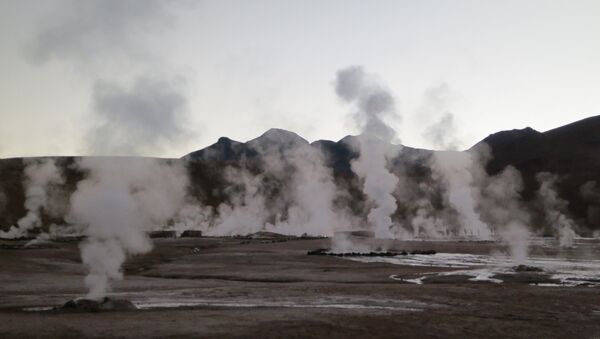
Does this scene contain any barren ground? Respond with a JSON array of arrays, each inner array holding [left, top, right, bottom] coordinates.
[[1, 237, 599, 338]]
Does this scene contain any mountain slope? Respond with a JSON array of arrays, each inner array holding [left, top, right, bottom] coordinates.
[[2, 115, 600, 233], [475, 116, 600, 227]]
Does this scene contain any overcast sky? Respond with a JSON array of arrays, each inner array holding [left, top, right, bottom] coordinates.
[[1, 0, 599, 158]]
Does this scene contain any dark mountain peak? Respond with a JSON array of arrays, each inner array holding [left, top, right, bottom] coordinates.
[[216, 136, 238, 145], [247, 128, 309, 153], [475, 115, 600, 151], [310, 139, 336, 147], [542, 115, 600, 144], [183, 136, 246, 161], [251, 128, 309, 145], [339, 134, 359, 146], [474, 127, 541, 150], [470, 116, 600, 215]]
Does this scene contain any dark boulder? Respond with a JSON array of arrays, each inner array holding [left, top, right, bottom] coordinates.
[[513, 265, 543, 272], [149, 231, 176, 238], [180, 230, 203, 238], [60, 297, 138, 312], [307, 249, 436, 257]]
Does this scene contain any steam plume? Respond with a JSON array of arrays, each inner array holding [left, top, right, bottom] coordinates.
[[27, 0, 180, 67], [212, 165, 267, 236], [479, 164, 532, 262], [424, 113, 459, 151], [68, 158, 187, 299], [257, 134, 339, 237], [88, 76, 191, 155], [536, 172, 577, 247], [27, 0, 194, 156], [210, 130, 341, 237], [420, 83, 461, 151], [0, 159, 64, 238], [335, 66, 401, 239], [430, 148, 492, 239]]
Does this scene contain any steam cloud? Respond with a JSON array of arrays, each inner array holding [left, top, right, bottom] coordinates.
[[478, 163, 532, 262], [27, 0, 180, 67], [335, 66, 401, 239], [260, 134, 340, 237], [430, 149, 492, 239], [88, 76, 191, 155], [0, 159, 64, 239], [27, 0, 193, 156], [68, 158, 188, 299], [209, 129, 342, 237], [420, 83, 461, 151], [536, 172, 577, 247], [212, 165, 267, 236], [424, 113, 459, 151]]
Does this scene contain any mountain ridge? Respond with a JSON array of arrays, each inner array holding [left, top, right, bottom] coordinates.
[[1, 115, 600, 233]]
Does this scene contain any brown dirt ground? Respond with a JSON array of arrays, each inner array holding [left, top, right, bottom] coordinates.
[[1, 237, 599, 338]]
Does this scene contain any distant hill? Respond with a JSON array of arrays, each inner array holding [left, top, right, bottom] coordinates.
[[475, 116, 600, 228], [2, 116, 600, 233]]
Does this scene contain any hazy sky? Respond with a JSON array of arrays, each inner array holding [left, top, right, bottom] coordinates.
[[1, 0, 599, 158]]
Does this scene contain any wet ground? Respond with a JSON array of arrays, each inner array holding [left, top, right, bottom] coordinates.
[[1, 236, 600, 338]]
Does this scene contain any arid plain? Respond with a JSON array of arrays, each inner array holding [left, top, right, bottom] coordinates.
[[1, 235, 600, 338]]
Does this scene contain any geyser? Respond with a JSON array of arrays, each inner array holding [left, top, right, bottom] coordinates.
[[536, 172, 577, 247], [335, 65, 401, 239], [0, 158, 64, 239], [68, 157, 187, 299]]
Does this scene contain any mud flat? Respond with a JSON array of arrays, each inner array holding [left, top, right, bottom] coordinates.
[[1, 237, 600, 338]]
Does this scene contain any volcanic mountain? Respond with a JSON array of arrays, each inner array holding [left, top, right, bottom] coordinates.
[[1, 116, 600, 233]]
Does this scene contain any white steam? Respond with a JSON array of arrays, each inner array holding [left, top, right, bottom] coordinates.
[[335, 66, 401, 239], [0, 159, 64, 238], [27, 0, 195, 157], [419, 83, 461, 151], [209, 130, 342, 237], [68, 158, 188, 299], [264, 138, 340, 237], [211, 165, 267, 236], [430, 150, 492, 239], [536, 172, 577, 247], [88, 76, 192, 156], [479, 164, 532, 263]]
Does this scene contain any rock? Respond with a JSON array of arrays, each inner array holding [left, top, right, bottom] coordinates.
[[52, 236, 85, 243], [308, 248, 436, 257], [100, 298, 138, 311], [149, 231, 177, 238], [180, 230, 203, 238], [513, 265, 543, 272], [60, 297, 138, 312], [61, 299, 102, 312], [248, 231, 293, 240], [410, 250, 437, 255], [347, 231, 375, 238], [0, 236, 34, 241], [307, 248, 328, 255]]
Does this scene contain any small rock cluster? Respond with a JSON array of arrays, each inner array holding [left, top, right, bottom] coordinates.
[[513, 264, 544, 272], [59, 297, 138, 312], [307, 248, 436, 256]]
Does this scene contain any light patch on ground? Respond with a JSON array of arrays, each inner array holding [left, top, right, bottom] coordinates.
[[348, 238, 600, 287]]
